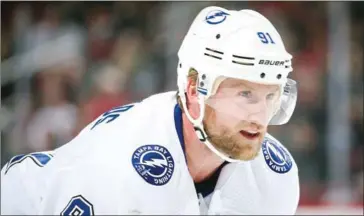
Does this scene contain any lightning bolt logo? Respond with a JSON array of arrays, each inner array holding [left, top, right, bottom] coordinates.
[[139, 158, 168, 168], [131, 144, 175, 186], [205, 10, 230, 25], [206, 11, 229, 20], [267, 142, 286, 164], [262, 138, 293, 174]]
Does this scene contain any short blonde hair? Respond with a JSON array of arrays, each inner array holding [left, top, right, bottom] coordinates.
[[177, 68, 198, 112]]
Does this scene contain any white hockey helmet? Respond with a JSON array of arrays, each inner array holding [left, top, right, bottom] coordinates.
[[177, 6, 297, 162]]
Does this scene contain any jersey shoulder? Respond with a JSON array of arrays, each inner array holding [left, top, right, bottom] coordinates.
[[37, 91, 185, 214], [51, 91, 180, 164]]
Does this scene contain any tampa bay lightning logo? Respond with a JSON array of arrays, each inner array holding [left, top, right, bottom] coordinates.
[[205, 10, 230, 25], [132, 145, 175, 186], [262, 138, 292, 174]]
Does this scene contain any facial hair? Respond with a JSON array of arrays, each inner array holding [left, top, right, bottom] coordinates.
[[202, 105, 265, 161]]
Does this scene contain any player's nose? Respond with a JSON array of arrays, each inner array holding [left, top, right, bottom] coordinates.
[[246, 105, 269, 127]]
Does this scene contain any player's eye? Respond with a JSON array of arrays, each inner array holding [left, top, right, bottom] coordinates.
[[238, 91, 252, 98], [266, 93, 276, 100]]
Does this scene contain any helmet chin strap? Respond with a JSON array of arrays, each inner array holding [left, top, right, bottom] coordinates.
[[178, 91, 242, 163]]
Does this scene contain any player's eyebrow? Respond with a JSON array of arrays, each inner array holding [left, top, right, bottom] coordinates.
[[232, 81, 280, 93], [265, 85, 280, 93], [227, 80, 254, 90], [221, 77, 281, 93]]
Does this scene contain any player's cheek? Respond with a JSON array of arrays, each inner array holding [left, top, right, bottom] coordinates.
[[214, 110, 240, 130]]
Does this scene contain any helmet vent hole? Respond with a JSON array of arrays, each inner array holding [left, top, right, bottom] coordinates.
[[260, 73, 266, 78], [202, 74, 206, 80], [200, 82, 204, 87], [179, 63, 182, 68], [216, 34, 221, 39], [277, 74, 282, 79]]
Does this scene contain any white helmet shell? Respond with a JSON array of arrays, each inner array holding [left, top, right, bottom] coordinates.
[[178, 7, 293, 97]]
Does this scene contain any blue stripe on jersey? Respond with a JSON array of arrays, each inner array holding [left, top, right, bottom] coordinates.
[[174, 104, 187, 163], [5, 152, 53, 174], [29, 153, 53, 166], [8, 154, 26, 164]]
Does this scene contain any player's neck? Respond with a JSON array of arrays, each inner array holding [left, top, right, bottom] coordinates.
[[182, 113, 224, 183]]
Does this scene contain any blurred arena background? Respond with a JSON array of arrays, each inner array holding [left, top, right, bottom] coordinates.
[[1, 1, 363, 214]]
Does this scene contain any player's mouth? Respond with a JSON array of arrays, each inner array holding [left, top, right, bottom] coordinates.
[[239, 130, 260, 140]]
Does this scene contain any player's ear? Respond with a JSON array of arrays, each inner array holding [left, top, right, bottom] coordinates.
[[185, 73, 202, 119], [186, 75, 198, 105]]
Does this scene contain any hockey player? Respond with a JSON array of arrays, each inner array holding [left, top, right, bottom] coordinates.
[[1, 6, 299, 215]]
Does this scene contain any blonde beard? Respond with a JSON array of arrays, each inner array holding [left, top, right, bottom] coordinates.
[[203, 107, 264, 161]]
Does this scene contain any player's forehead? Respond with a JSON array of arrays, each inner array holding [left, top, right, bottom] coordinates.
[[218, 77, 280, 92]]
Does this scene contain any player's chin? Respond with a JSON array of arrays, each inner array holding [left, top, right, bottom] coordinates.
[[230, 146, 259, 161], [231, 137, 264, 161]]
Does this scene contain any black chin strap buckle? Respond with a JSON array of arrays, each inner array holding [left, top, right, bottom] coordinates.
[[194, 127, 207, 142]]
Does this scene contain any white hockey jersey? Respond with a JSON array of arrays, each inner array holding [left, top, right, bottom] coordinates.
[[1, 91, 299, 215]]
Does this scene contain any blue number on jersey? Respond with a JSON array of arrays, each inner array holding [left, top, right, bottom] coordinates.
[[4, 152, 53, 174], [61, 195, 94, 216], [91, 104, 135, 130], [257, 32, 275, 44]]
